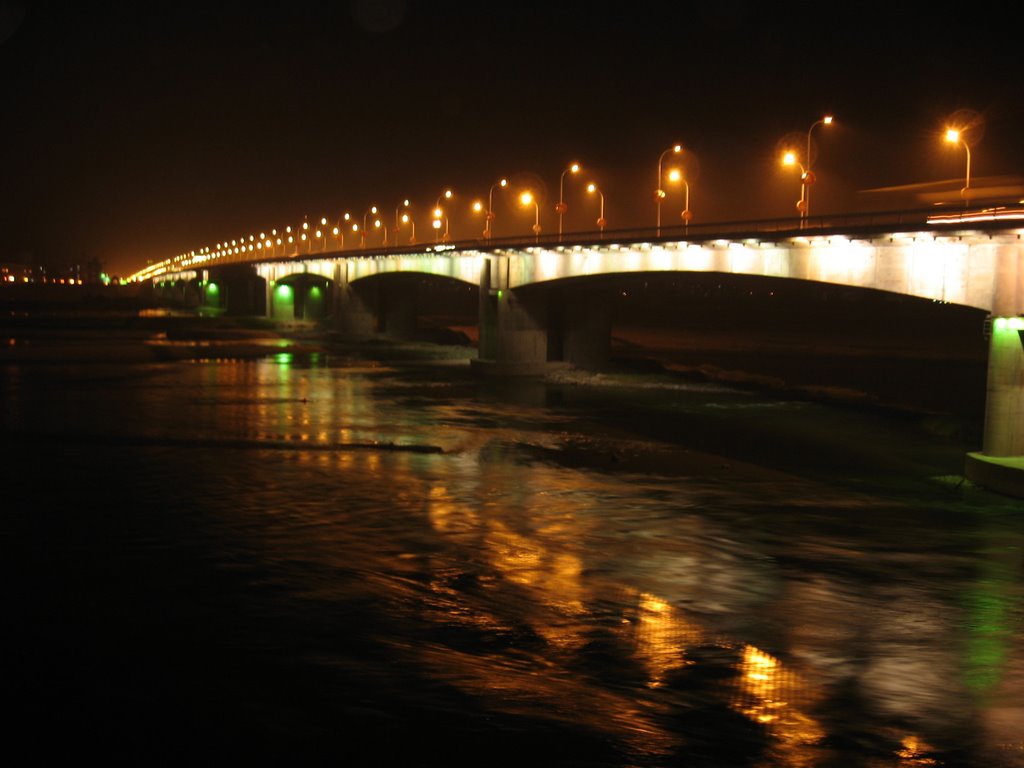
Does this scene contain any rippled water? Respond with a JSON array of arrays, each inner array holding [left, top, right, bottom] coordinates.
[[4, 331, 1023, 766]]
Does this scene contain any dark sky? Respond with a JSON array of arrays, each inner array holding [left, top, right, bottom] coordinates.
[[1, 1, 1022, 277]]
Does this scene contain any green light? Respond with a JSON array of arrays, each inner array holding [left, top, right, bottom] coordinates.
[[994, 317, 1008, 331], [497, 289, 503, 299], [207, 282, 219, 295], [275, 284, 293, 299], [1009, 317, 1024, 331], [310, 286, 321, 297]]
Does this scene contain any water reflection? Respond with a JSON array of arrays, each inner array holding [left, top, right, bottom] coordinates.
[[4, 345, 1024, 766]]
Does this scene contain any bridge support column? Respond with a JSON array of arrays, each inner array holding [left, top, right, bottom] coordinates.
[[966, 318, 1024, 496], [966, 245, 1024, 497], [473, 261, 547, 375], [334, 263, 377, 339]]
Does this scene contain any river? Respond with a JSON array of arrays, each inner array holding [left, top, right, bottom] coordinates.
[[3, 313, 1022, 766]]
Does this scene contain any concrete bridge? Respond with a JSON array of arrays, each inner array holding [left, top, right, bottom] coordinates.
[[148, 208, 1024, 496]]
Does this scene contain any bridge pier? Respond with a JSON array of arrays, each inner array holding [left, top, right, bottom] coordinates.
[[965, 244, 1024, 497], [966, 318, 1024, 495], [334, 263, 377, 339], [473, 270, 611, 375], [473, 289, 548, 375]]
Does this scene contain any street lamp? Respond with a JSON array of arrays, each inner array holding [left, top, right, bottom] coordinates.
[[393, 199, 409, 244], [519, 190, 541, 242], [656, 143, 682, 236], [804, 115, 833, 221], [945, 128, 972, 204], [361, 206, 381, 247], [433, 189, 453, 242], [782, 150, 808, 225], [484, 178, 508, 239], [668, 168, 692, 230], [334, 213, 353, 249], [556, 162, 581, 239], [586, 182, 606, 237]]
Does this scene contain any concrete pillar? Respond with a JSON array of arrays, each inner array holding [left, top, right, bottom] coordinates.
[[562, 294, 611, 370], [335, 263, 377, 339], [981, 320, 1024, 457], [474, 260, 548, 375]]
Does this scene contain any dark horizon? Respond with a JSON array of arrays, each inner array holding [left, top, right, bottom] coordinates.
[[2, 1, 1022, 277]]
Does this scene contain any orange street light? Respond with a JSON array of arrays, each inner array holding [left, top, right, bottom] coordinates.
[[393, 199, 411, 246], [945, 127, 972, 204], [556, 161, 581, 239], [656, 143, 682, 235], [362, 206, 379, 247], [520, 190, 541, 242], [586, 182, 606, 237], [484, 178, 508, 239], [804, 115, 833, 221], [668, 168, 692, 230], [433, 189, 453, 242], [782, 150, 808, 225]]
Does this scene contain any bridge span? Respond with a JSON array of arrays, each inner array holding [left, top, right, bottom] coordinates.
[[149, 210, 1024, 496]]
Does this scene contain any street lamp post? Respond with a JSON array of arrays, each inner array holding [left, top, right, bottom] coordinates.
[[362, 206, 379, 247], [945, 128, 972, 205], [334, 213, 353, 249], [394, 199, 410, 246], [656, 144, 682, 236], [433, 189, 453, 242], [519, 191, 541, 242], [782, 150, 808, 226], [586, 182, 606, 238], [804, 115, 833, 222], [484, 178, 508, 239], [556, 162, 581, 240], [668, 168, 692, 231]]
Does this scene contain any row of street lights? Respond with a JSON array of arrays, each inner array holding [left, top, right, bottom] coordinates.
[[191, 149, 703, 263], [173, 116, 987, 267]]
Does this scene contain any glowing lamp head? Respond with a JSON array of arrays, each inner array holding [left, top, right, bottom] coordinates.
[[673, 144, 682, 153], [668, 168, 682, 183], [586, 183, 597, 194], [343, 213, 351, 221], [823, 115, 833, 125], [373, 219, 381, 229], [472, 201, 484, 212], [500, 178, 508, 188], [320, 217, 327, 226], [443, 189, 453, 200], [401, 213, 410, 224], [432, 219, 442, 230], [351, 223, 359, 232], [783, 150, 797, 166], [520, 191, 534, 206], [371, 206, 378, 215], [332, 227, 339, 236], [570, 163, 580, 173], [302, 221, 309, 230], [433, 207, 443, 218], [945, 128, 961, 144], [403, 199, 410, 207]]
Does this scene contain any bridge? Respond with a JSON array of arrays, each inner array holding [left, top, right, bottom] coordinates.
[[143, 207, 1024, 497]]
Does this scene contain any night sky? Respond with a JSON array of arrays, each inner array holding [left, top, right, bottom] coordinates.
[[1, 1, 1021, 277]]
